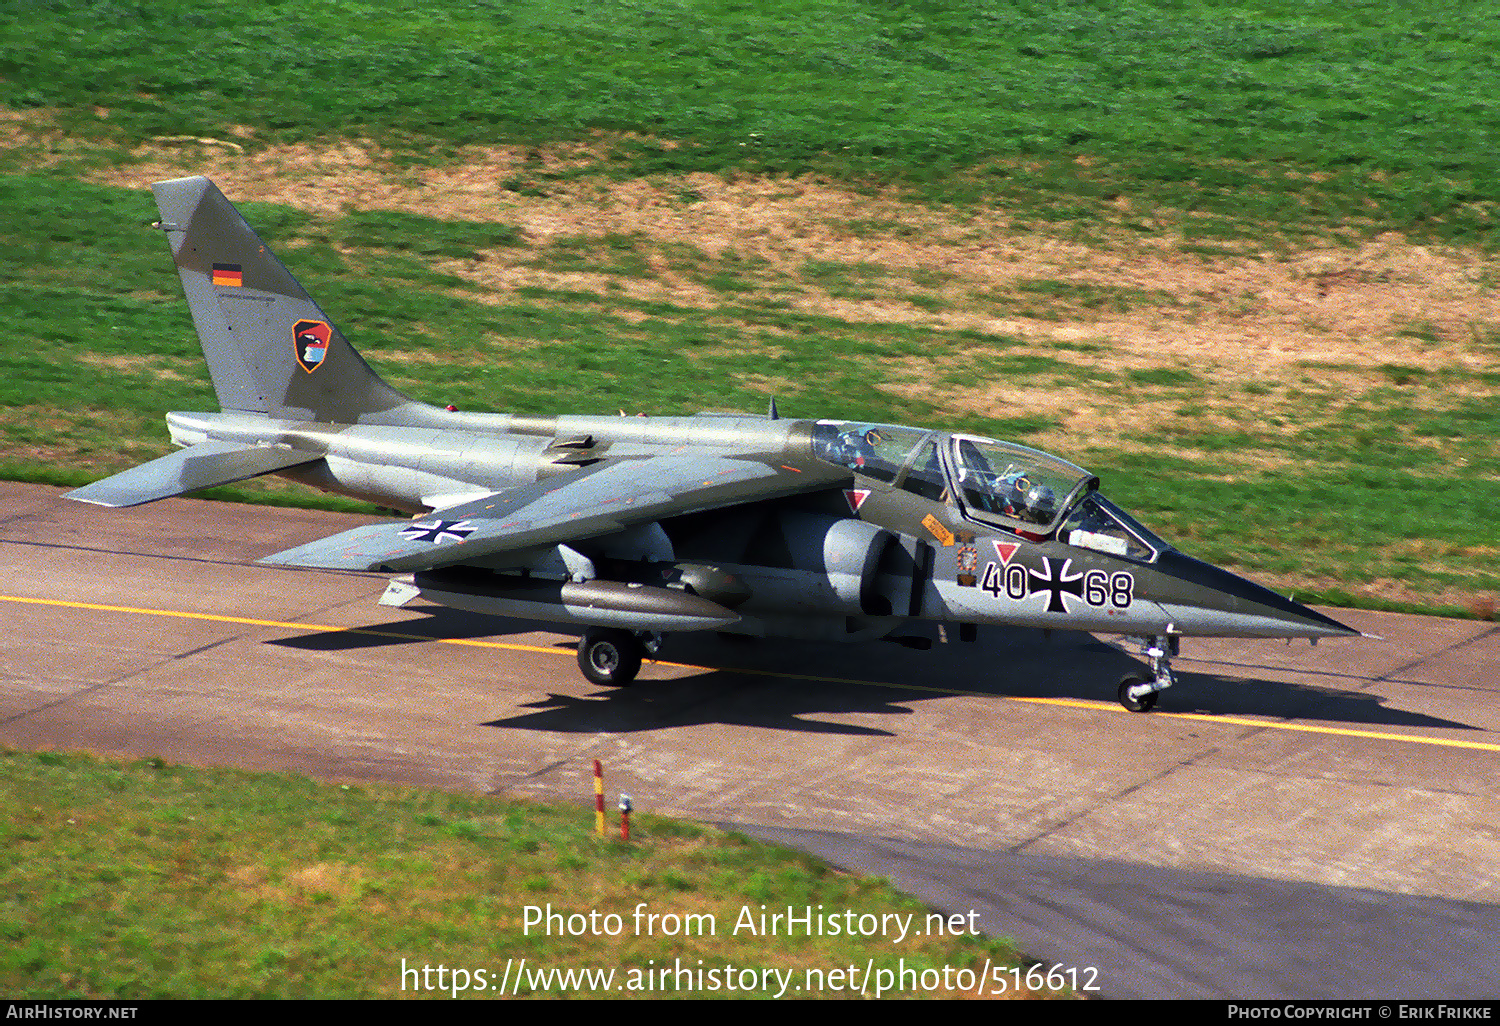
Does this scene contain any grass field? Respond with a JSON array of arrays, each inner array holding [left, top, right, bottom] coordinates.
[[5, 0, 1500, 245], [1, 0, 1497, 616], [1, 748, 1046, 998], [2, 0, 1496, 1000]]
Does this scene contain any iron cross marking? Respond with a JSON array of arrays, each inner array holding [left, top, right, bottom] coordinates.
[[1028, 556, 1085, 613], [400, 519, 476, 544]]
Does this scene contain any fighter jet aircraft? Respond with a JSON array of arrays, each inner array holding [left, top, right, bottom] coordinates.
[[67, 176, 1360, 711]]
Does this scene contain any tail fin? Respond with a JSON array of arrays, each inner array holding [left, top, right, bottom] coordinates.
[[152, 176, 428, 424]]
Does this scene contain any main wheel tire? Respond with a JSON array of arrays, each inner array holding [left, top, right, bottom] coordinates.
[[577, 629, 643, 687], [1117, 675, 1158, 713]]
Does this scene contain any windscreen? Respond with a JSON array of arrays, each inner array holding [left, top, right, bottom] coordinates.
[[1060, 494, 1167, 562]]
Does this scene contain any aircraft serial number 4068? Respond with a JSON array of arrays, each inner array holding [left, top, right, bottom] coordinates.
[[69, 177, 1362, 712]]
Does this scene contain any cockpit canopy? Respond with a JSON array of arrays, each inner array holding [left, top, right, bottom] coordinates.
[[811, 421, 1167, 561], [949, 435, 1094, 528]]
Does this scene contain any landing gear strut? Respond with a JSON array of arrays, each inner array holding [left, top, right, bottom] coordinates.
[[1117, 676, 1157, 712], [577, 628, 644, 687], [1117, 633, 1178, 713]]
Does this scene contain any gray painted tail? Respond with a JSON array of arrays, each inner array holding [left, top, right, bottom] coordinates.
[[152, 176, 432, 425]]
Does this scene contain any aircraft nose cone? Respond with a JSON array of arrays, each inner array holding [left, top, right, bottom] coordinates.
[[1152, 550, 1361, 639]]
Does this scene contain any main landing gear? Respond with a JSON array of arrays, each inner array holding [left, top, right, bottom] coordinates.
[[576, 628, 661, 687], [1117, 634, 1178, 713]]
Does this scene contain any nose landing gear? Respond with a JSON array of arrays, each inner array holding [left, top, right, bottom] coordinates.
[[1118, 633, 1178, 713]]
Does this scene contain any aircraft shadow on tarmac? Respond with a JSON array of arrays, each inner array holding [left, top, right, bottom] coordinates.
[[265, 607, 1473, 736], [266, 606, 540, 649], [486, 674, 925, 737]]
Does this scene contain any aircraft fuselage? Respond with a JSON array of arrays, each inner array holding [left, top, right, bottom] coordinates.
[[164, 409, 1354, 647]]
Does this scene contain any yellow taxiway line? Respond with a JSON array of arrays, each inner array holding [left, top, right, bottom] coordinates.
[[6, 592, 1498, 754]]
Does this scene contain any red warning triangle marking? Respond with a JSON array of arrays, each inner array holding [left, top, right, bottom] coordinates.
[[993, 540, 1020, 564], [844, 489, 871, 513]]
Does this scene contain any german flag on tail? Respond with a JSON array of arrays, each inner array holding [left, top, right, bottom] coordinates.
[[212, 263, 243, 287]]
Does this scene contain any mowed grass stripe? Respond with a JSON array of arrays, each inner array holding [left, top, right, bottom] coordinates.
[[4, 1, 1500, 241]]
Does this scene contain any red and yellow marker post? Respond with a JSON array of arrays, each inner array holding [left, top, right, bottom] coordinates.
[[593, 759, 605, 837]]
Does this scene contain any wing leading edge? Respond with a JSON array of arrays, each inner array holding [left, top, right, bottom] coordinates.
[[261, 454, 848, 572]]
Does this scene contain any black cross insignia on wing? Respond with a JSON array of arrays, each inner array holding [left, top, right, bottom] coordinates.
[[400, 519, 476, 544]]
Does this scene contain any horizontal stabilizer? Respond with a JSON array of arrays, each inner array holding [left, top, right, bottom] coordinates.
[[65, 441, 322, 507]]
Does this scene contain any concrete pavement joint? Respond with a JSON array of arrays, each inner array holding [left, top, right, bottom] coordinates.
[[0, 651, 217, 728], [1008, 741, 1228, 856]]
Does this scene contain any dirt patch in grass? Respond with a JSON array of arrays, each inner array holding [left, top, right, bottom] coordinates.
[[76, 353, 188, 380], [53, 131, 1491, 380], [4, 114, 1487, 378], [46, 127, 1490, 454]]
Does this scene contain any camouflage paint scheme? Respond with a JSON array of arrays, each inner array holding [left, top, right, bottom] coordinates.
[[68, 178, 1359, 711]]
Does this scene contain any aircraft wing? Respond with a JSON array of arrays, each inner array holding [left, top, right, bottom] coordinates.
[[260, 453, 847, 572]]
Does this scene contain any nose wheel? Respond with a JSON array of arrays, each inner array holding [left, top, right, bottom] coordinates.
[[1117, 675, 1158, 712], [1117, 634, 1178, 713]]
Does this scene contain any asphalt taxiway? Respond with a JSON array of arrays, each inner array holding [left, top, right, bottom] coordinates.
[[2, 481, 1497, 998]]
